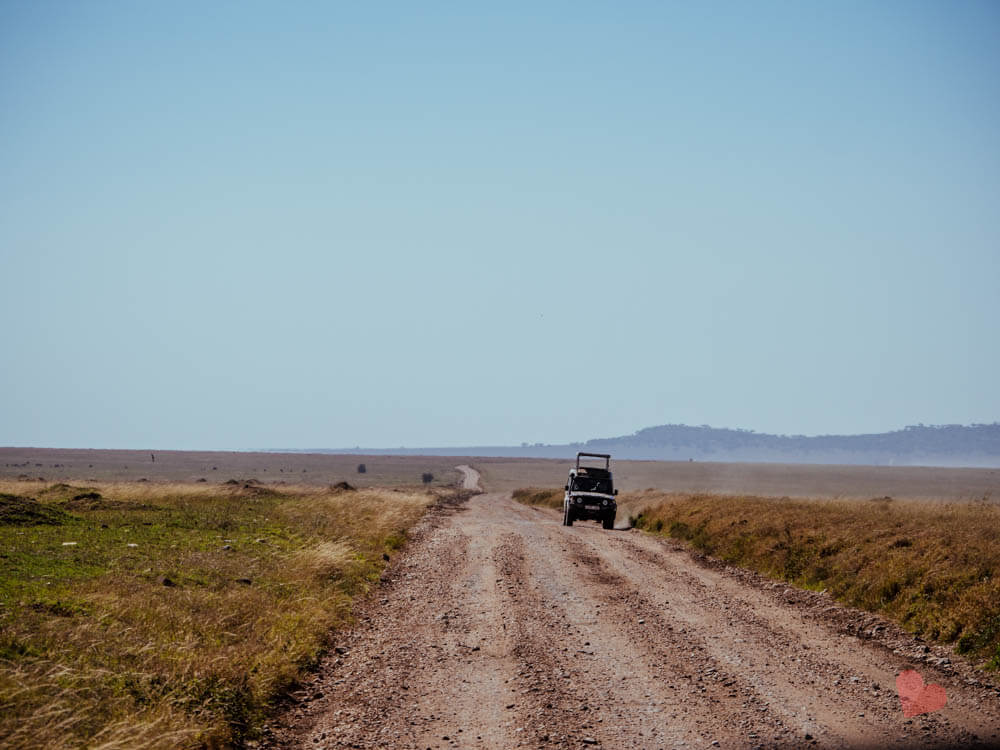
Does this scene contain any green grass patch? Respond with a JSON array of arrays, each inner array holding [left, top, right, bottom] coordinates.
[[629, 491, 1000, 670], [0, 479, 441, 748]]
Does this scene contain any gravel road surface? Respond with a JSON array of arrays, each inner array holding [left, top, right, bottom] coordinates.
[[265, 484, 1000, 749]]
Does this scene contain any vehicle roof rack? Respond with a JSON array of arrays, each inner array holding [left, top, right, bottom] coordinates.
[[576, 452, 610, 471]]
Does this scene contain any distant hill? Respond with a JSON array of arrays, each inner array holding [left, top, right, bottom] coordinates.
[[576, 423, 1000, 467], [308, 423, 1000, 468]]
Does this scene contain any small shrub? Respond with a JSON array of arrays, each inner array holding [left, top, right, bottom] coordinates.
[[0, 494, 72, 526]]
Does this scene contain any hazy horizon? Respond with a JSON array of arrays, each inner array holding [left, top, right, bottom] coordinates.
[[5, 421, 997, 456]]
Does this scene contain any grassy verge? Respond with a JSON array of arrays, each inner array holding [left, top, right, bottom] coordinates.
[[511, 487, 563, 509], [627, 491, 1000, 671], [0, 479, 449, 748]]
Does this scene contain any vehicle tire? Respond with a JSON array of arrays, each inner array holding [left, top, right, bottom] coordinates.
[[602, 512, 615, 530], [563, 504, 574, 527]]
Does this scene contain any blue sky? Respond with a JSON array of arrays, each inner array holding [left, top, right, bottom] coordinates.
[[2, 1, 998, 449]]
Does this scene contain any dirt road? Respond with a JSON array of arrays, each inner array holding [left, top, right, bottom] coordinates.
[[266, 488, 1000, 749], [457, 465, 482, 491]]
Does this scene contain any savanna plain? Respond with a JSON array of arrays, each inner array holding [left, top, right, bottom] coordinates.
[[1, 448, 999, 749]]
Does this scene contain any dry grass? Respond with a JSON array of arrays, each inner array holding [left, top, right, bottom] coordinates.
[[627, 491, 1000, 670], [478, 457, 1000, 500], [511, 487, 563, 508], [0, 448, 465, 489], [0, 479, 441, 748]]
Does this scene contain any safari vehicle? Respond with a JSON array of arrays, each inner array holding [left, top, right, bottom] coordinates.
[[563, 452, 618, 529]]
